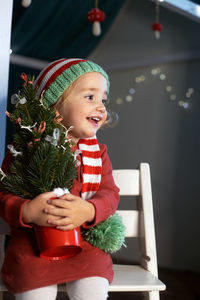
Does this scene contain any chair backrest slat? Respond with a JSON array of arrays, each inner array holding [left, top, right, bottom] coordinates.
[[113, 169, 140, 238], [113, 170, 139, 195], [117, 210, 139, 237]]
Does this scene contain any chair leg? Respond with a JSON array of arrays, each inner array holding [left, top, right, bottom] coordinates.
[[143, 291, 160, 300]]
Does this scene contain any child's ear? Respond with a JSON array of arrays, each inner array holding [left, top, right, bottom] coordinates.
[[53, 95, 63, 112]]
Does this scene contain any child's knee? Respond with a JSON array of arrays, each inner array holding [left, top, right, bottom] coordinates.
[[15, 285, 57, 300], [67, 276, 109, 300]]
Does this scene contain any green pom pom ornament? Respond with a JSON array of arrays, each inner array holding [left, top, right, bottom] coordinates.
[[82, 213, 126, 253]]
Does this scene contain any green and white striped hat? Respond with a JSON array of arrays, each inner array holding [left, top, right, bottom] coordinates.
[[34, 58, 110, 107]]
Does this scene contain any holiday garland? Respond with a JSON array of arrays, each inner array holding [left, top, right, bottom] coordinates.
[[0, 75, 125, 254]]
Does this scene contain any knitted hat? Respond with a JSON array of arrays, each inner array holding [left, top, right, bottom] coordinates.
[[34, 58, 110, 107]]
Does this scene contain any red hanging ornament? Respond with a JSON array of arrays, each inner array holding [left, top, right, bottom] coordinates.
[[152, 0, 163, 39], [88, 0, 105, 36], [152, 22, 163, 39]]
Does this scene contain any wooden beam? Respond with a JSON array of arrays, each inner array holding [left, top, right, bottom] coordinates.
[[150, 0, 200, 23], [10, 54, 49, 70]]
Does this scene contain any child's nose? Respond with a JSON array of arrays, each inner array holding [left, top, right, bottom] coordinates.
[[96, 98, 106, 112], [96, 101, 106, 113]]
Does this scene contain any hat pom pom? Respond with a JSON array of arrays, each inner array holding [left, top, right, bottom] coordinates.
[[81, 213, 126, 253]]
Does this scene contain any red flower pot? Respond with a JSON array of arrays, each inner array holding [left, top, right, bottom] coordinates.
[[35, 226, 82, 260]]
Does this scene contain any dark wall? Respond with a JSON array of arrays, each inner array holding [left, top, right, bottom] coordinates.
[[91, 0, 200, 271]]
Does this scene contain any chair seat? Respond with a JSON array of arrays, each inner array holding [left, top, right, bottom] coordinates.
[[109, 264, 166, 292], [57, 264, 166, 293]]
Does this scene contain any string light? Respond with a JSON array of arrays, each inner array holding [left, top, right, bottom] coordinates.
[[116, 98, 123, 105], [166, 85, 172, 92], [114, 66, 194, 110], [129, 88, 135, 94], [160, 74, 166, 80], [126, 95, 133, 102]]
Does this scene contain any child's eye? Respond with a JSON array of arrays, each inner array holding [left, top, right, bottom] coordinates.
[[85, 95, 94, 100]]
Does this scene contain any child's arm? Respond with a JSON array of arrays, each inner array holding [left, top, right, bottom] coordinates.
[[0, 188, 64, 228], [43, 144, 119, 231], [21, 192, 63, 226], [0, 152, 31, 228]]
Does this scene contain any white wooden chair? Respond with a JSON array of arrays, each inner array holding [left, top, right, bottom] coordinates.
[[109, 163, 166, 299], [0, 163, 165, 299]]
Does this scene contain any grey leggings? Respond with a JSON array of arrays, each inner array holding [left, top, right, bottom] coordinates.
[[15, 277, 109, 300]]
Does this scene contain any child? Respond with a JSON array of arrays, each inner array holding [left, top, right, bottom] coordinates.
[[0, 59, 119, 300]]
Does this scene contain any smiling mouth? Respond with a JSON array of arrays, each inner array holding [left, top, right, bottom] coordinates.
[[87, 117, 102, 124]]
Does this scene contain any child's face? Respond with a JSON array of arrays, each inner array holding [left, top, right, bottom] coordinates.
[[57, 72, 108, 143]]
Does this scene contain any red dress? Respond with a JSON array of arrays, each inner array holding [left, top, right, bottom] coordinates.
[[0, 143, 119, 293]]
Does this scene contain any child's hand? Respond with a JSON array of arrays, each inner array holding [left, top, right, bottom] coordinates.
[[44, 193, 95, 231], [22, 192, 62, 226]]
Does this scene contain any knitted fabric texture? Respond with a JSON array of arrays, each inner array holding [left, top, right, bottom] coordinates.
[[78, 137, 102, 200], [34, 58, 110, 107]]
